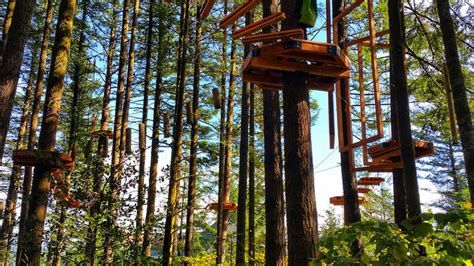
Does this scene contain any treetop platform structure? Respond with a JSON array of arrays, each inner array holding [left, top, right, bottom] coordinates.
[[330, 196, 367, 206], [12, 149, 74, 170]]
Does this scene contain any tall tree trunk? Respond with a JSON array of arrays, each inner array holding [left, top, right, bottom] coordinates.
[[20, 0, 77, 264], [281, 1, 319, 264], [236, 11, 251, 266], [184, 3, 202, 262], [390, 42, 407, 227], [436, 0, 474, 205], [86, 1, 118, 263], [0, 0, 16, 60], [220, 23, 237, 264], [16, 0, 54, 262], [135, 0, 154, 261], [216, 1, 228, 264], [0, 0, 35, 160], [388, 0, 421, 223], [448, 141, 459, 193], [142, 3, 165, 256], [261, 0, 286, 263], [51, 2, 89, 264], [121, 0, 140, 155], [104, 0, 130, 262], [162, 0, 191, 262], [248, 85, 255, 266], [0, 52, 35, 263]]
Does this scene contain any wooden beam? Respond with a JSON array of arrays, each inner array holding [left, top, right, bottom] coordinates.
[[200, 0, 216, 19], [328, 90, 335, 149], [333, 0, 365, 23], [241, 28, 304, 44], [232, 12, 286, 39], [220, 0, 261, 28]]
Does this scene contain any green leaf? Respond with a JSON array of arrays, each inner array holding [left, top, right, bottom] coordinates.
[[411, 222, 434, 237]]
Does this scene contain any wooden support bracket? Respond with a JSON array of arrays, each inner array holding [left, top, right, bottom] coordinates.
[[346, 29, 389, 47], [220, 0, 261, 28], [333, 0, 365, 23], [330, 196, 367, 205], [207, 202, 238, 211], [232, 12, 286, 39]]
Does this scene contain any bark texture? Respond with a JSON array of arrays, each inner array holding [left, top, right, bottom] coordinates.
[[281, 1, 319, 263], [436, 0, 474, 205], [20, 0, 76, 264], [0, 0, 35, 160]]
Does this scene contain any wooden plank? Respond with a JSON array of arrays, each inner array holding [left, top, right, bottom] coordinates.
[[200, 0, 216, 19], [361, 42, 390, 49], [241, 28, 304, 44], [358, 44, 369, 165], [326, 0, 331, 43], [220, 0, 261, 28], [232, 12, 286, 39], [333, 0, 365, 23]]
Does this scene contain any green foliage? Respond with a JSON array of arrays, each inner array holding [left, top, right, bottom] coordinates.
[[313, 208, 474, 265]]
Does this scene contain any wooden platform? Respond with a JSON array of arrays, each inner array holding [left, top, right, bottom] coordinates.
[[13, 150, 74, 169], [330, 196, 367, 206], [257, 39, 350, 70], [357, 177, 384, 186], [207, 202, 238, 211], [368, 140, 435, 163], [353, 161, 403, 172], [242, 40, 350, 89]]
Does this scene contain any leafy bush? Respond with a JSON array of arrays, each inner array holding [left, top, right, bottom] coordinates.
[[312, 208, 474, 265]]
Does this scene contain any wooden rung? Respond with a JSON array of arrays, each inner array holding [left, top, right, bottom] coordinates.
[[207, 202, 238, 211], [220, 0, 261, 29], [241, 29, 304, 44], [347, 29, 390, 46], [361, 42, 390, 49], [92, 130, 113, 138], [13, 150, 74, 169], [330, 196, 367, 205], [358, 177, 384, 186], [200, 0, 216, 19], [232, 12, 286, 39]]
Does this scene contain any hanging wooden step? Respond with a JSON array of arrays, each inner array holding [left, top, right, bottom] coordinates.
[[13, 150, 74, 169], [368, 140, 435, 163], [220, 0, 261, 28], [207, 202, 238, 211], [257, 39, 350, 70], [357, 187, 371, 193], [200, 0, 216, 18], [353, 161, 402, 172], [232, 12, 286, 39], [358, 177, 384, 186], [241, 28, 304, 44], [329, 196, 367, 206], [92, 129, 113, 138], [243, 69, 335, 91]]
